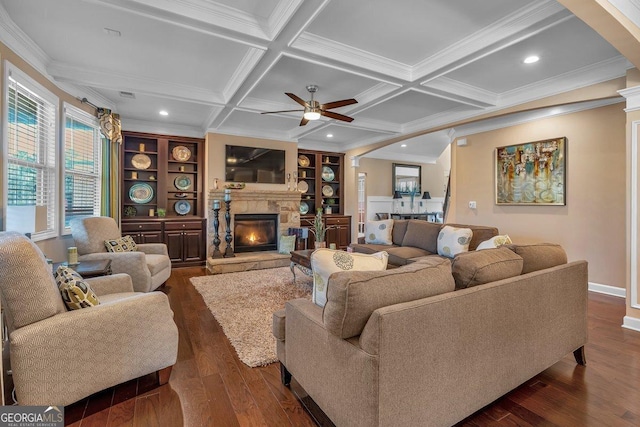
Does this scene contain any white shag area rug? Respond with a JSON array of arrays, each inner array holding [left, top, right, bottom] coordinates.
[[190, 266, 312, 367]]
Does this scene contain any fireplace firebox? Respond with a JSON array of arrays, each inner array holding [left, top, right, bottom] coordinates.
[[234, 214, 278, 253]]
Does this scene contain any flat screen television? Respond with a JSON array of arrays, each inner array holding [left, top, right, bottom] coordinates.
[[225, 145, 286, 184]]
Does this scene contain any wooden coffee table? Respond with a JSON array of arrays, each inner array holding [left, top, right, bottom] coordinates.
[[290, 249, 314, 283]]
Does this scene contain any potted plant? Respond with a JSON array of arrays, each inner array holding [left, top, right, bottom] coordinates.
[[310, 208, 332, 249]]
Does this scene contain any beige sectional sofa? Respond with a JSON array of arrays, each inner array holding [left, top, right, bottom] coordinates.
[[350, 220, 499, 266], [273, 222, 587, 427]]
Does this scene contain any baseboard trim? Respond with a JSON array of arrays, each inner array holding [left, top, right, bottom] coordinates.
[[623, 316, 640, 332], [588, 282, 626, 298]]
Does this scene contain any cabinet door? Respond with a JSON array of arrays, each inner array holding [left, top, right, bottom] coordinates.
[[183, 230, 203, 262], [165, 231, 184, 263], [140, 231, 163, 244]]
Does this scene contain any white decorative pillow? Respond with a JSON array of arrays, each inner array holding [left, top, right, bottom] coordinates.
[[311, 249, 389, 307], [55, 266, 100, 310], [364, 219, 393, 245], [476, 234, 512, 250], [104, 235, 137, 252], [437, 226, 473, 258]]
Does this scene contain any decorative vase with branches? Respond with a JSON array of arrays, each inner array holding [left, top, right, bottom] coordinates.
[[310, 208, 333, 248]]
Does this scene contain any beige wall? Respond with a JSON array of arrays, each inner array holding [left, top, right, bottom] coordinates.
[[205, 132, 298, 198], [0, 42, 95, 262], [450, 103, 626, 289]]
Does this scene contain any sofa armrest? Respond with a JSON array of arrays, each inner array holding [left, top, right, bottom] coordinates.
[[78, 252, 151, 292], [9, 292, 178, 406], [85, 273, 134, 296], [272, 308, 286, 341], [137, 243, 169, 256]]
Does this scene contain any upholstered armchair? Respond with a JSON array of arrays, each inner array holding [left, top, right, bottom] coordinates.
[[0, 231, 179, 406], [71, 216, 171, 292]]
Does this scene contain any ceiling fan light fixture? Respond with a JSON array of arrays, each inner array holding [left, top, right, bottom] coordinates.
[[303, 109, 321, 121]]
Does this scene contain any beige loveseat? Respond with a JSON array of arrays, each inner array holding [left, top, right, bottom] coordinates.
[[273, 243, 587, 427], [350, 220, 499, 266]]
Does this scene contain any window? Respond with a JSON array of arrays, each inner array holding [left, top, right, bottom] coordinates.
[[63, 104, 101, 232], [4, 63, 58, 240]]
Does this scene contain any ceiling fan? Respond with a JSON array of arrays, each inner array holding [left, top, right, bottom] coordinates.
[[261, 85, 357, 126]]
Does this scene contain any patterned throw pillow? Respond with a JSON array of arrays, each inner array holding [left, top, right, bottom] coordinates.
[[364, 219, 393, 244], [104, 235, 137, 252], [54, 266, 100, 310], [278, 235, 296, 254], [476, 234, 512, 250], [437, 226, 473, 258], [311, 248, 389, 307]]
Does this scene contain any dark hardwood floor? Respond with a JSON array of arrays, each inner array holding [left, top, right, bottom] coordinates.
[[56, 267, 639, 426]]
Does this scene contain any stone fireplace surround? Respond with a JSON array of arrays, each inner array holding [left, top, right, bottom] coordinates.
[[207, 189, 301, 274]]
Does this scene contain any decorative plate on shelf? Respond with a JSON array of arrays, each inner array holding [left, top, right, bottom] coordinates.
[[123, 206, 137, 217], [172, 145, 191, 162], [129, 183, 154, 204], [174, 175, 192, 190], [321, 166, 335, 182], [175, 200, 191, 215], [322, 185, 334, 197], [298, 155, 310, 167], [298, 180, 309, 193], [131, 153, 152, 170], [300, 201, 309, 215]]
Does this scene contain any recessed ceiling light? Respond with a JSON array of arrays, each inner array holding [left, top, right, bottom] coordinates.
[[326, 133, 333, 138], [159, 110, 169, 116], [524, 55, 539, 64], [401, 144, 407, 148]]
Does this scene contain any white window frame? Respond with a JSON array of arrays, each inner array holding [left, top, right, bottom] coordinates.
[[62, 103, 102, 235], [2, 61, 59, 241]]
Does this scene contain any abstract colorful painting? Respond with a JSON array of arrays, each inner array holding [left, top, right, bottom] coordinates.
[[495, 137, 566, 205]]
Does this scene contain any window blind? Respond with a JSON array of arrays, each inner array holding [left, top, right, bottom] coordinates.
[[6, 74, 57, 238], [63, 107, 102, 229]]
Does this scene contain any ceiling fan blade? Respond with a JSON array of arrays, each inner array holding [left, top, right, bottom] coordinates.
[[260, 109, 304, 114], [321, 98, 358, 110], [299, 117, 309, 126], [321, 110, 354, 122], [286, 93, 309, 108]]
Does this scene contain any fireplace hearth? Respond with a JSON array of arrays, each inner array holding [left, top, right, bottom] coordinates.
[[234, 214, 278, 253]]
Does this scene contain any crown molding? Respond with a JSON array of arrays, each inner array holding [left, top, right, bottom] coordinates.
[[421, 77, 498, 108], [48, 61, 225, 105], [361, 149, 437, 164], [0, 3, 51, 77], [55, 83, 117, 111], [222, 48, 266, 102], [619, 85, 640, 111], [413, 1, 571, 81], [291, 32, 411, 81], [201, 105, 224, 130], [123, 117, 205, 138], [266, 0, 304, 40]]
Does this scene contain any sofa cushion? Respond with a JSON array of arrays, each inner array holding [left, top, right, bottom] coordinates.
[[445, 224, 499, 250], [476, 234, 512, 250], [437, 226, 473, 258], [392, 220, 409, 245], [323, 257, 455, 339], [146, 254, 171, 276], [451, 247, 524, 289], [386, 246, 433, 266], [401, 220, 442, 253], [311, 249, 389, 307], [504, 243, 567, 274], [350, 243, 396, 255], [55, 266, 101, 310], [365, 219, 393, 244]]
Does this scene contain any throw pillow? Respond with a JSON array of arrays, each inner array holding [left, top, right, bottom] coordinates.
[[104, 235, 137, 252], [278, 235, 296, 254], [437, 225, 473, 258], [311, 249, 389, 307], [54, 266, 100, 310], [364, 219, 393, 245], [451, 247, 523, 289], [476, 234, 512, 250]]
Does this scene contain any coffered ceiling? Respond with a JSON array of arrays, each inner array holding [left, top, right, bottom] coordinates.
[[0, 0, 632, 163]]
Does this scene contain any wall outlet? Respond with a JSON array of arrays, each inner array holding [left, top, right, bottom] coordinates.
[[469, 201, 477, 209]]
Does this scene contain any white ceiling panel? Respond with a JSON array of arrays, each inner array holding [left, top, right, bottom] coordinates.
[[356, 90, 466, 124], [298, 124, 393, 147], [305, 0, 534, 65], [364, 131, 451, 163], [446, 16, 622, 93], [218, 109, 301, 135]]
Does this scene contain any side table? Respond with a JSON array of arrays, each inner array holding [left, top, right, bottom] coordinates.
[[53, 259, 113, 278]]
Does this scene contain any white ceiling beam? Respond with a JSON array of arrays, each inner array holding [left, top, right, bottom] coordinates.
[[421, 77, 498, 108]]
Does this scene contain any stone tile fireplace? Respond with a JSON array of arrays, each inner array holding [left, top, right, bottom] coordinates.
[[207, 189, 301, 273]]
